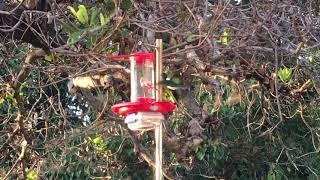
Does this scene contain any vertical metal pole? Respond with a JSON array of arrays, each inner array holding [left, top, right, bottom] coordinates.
[[155, 39, 163, 180]]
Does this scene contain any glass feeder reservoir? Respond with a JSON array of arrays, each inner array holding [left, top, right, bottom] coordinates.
[[130, 53, 155, 102], [104, 52, 175, 131]]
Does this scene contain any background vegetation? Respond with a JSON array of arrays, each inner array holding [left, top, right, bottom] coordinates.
[[0, 0, 320, 179]]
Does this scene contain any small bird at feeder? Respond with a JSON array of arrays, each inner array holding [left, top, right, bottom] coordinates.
[[158, 73, 188, 91], [158, 73, 189, 103]]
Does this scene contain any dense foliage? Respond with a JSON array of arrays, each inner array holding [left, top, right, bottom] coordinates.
[[1, 0, 320, 179]]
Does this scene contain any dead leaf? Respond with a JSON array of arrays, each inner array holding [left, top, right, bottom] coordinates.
[[201, 104, 209, 120], [71, 76, 99, 89], [226, 85, 241, 105], [186, 46, 206, 70], [188, 118, 204, 136], [181, 136, 203, 157], [70, 74, 114, 91], [312, 78, 320, 95], [213, 94, 222, 110]]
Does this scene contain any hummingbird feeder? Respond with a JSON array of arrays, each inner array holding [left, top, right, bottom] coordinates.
[[103, 39, 175, 180], [104, 51, 175, 130]]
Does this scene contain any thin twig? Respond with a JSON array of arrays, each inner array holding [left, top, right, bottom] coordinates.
[[3, 139, 28, 179], [0, 0, 25, 15]]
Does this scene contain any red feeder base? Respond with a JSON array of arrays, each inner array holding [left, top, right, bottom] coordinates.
[[111, 98, 176, 116]]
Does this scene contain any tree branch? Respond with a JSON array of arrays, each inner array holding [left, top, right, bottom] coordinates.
[[0, 0, 25, 15]]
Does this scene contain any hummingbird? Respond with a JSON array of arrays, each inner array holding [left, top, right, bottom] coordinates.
[[158, 73, 190, 103], [158, 73, 189, 91]]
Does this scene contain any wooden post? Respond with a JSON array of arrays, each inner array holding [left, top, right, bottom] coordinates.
[[155, 39, 163, 101], [155, 39, 163, 180]]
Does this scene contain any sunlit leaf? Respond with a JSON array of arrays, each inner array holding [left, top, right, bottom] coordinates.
[[0, 98, 5, 104], [77, 5, 89, 24], [67, 5, 89, 24], [71, 76, 96, 89], [217, 30, 229, 45], [89, 135, 107, 152], [18, 82, 26, 95], [5, 92, 17, 105], [26, 169, 38, 180], [162, 88, 176, 103], [99, 13, 107, 25], [67, 6, 77, 17], [91, 135, 103, 145], [278, 67, 293, 83]]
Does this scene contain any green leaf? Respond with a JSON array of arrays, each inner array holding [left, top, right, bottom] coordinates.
[[99, 13, 107, 25], [89, 135, 107, 152], [267, 165, 287, 180], [162, 88, 176, 103], [217, 30, 229, 45], [91, 135, 103, 144], [278, 67, 293, 83], [5, 92, 17, 105], [67, 6, 77, 17], [267, 170, 276, 180], [90, 7, 98, 27], [26, 169, 38, 180], [85, 35, 97, 48], [213, 145, 225, 160], [0, 98, 5, 104], [186, 35, 194, 42], [44, 54, 53, 62], [67, 31, 83, 44], [67, 5, 89, 24], [77, 5, 89, 24], [196, 146, 207, 160]]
